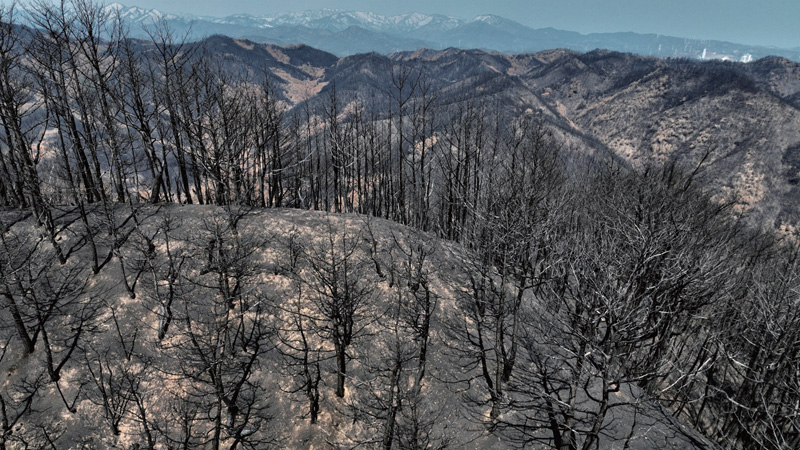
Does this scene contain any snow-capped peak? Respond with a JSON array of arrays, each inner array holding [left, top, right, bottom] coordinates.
[[176, 8, 466, 33], [102, 3, 166, 22], [471, 15, 506, 25], [104, 2, 125, 11], [98, 5, 471, 34]]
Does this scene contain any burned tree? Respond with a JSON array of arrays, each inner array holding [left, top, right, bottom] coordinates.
[[302, 219, 373, 398]]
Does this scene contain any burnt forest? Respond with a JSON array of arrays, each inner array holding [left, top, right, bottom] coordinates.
[[1, 2, 800, 449]]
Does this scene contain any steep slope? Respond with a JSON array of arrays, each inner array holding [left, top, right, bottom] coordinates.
[[517, 51, 800, 229], [380, 48, 800, 231], [184, 35, 337, 103], [742, 56, 800, 108]]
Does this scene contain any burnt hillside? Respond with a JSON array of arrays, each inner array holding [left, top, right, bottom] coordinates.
[[1, 2, 800, 449]]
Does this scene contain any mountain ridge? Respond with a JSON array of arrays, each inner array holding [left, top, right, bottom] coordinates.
[[192, 35, 800, 231], [97, 3, 800, 60]]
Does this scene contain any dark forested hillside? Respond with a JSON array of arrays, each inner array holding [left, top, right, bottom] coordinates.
[[2, 2, 800, 449]]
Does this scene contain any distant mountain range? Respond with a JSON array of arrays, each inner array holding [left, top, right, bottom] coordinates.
[[101, 3, 800, 61]]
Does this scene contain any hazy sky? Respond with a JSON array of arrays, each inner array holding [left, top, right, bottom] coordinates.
[[5, 0, 799, 48]]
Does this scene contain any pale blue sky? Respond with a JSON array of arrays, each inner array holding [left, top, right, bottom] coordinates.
[[4, 0, 799, 48]]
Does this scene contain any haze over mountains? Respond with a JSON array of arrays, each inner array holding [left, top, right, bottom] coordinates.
[[105, 3, 800, 60]]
